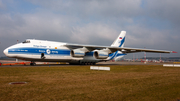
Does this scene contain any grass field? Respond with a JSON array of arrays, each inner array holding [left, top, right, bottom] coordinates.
[[0, 65, 180, 101]]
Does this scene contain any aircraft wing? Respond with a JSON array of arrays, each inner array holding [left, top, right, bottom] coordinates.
[[64, 43, 176, 54], [109, 47, 174, 53]]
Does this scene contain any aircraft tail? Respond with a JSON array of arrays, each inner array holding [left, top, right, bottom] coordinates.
[[108, 31, 126, 60], [111, 31, 126, 47]]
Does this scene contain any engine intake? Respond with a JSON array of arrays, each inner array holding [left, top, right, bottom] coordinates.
[[94, 50, 109, 59]]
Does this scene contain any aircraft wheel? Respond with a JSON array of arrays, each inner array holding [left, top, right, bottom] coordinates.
[[69, 63, 74, 65], [81, 62, 84, 65], [30, 62, 36, 66]]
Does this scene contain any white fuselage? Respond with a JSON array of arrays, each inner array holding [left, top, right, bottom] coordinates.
[[3, 39, 125, 64]]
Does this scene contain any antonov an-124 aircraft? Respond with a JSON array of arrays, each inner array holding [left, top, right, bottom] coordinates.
[[3, 31, 176, 65]]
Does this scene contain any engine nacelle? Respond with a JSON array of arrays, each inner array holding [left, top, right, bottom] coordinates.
[[94, 50, 109, 59], [70, 49, 85, 57]]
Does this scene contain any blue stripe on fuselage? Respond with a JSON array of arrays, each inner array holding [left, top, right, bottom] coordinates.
[[85, 52, 94, 56], [8, 47, 70, 56]]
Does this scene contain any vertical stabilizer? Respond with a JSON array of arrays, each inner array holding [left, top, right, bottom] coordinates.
[[111, 31, 126, 47], [108, 31, 126, 60]]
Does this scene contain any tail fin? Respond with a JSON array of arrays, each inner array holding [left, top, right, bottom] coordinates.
[[111, 31, 126, 47]]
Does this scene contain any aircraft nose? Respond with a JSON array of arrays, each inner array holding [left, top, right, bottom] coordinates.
[[3, 48, 8, 56]]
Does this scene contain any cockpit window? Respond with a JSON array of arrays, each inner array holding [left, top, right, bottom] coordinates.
[[22, 40, 30, 43]]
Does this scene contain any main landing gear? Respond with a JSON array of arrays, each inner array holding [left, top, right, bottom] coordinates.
[[30, 61, 36, 66], [80, 62, 96, 65], [69, 62, 96, 65]]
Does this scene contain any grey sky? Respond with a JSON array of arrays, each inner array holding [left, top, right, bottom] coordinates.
[[0, 0, 179, 58]]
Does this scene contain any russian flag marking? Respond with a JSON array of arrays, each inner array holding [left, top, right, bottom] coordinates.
[[172, 51, 177, 53]]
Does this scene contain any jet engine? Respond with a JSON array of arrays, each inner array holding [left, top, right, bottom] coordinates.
[[94, 50, 109, 59], [70, 49, 86, 57]]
